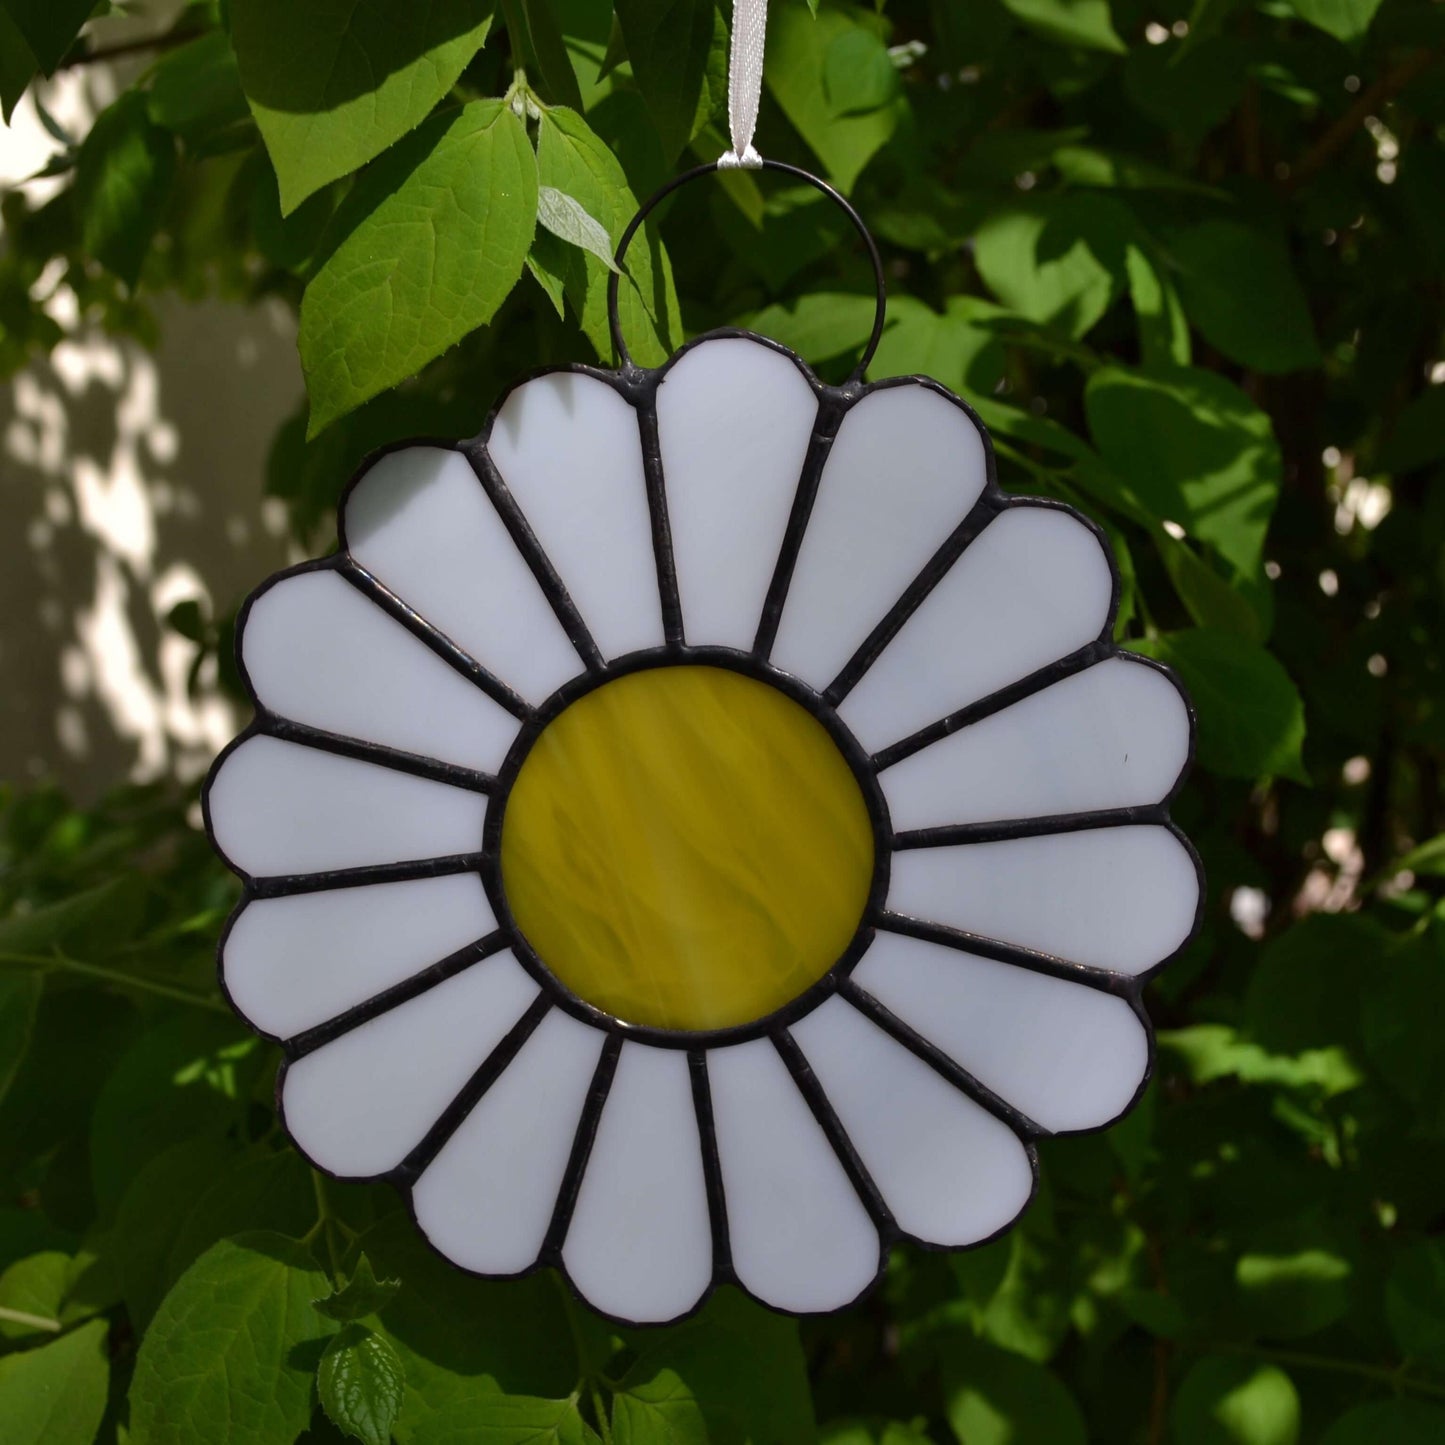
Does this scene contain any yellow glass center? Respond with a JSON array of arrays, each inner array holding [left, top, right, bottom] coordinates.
[[500, 664, 875, 1032]]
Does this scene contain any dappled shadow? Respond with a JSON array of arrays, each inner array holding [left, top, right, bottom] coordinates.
[[0, 294, 301, 801]]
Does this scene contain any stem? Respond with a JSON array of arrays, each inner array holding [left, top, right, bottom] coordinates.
[[310, 1171, 344, 1278], [590, 1380, 614, 1445], [1208, 1341, 1445, 1401], [0, 949, 230, 1013], [0, 1305, 60, 1332]]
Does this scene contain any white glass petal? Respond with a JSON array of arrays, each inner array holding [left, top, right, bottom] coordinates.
[[242, 569, 519, 774], [488, 372, 662, 659], [207, 736, 485, 878], [412, 1010, 605, 1276], [280, 953, 538, 1178], [888, 825, 1198, 975], [769, 384, 987, 689], [657, 338, 818, 649], [840, 505, 1115, 754], [853, 931, 1150, 1133], [343, 447, 577, 705], [563, 1044, 712, 1323], [790, 997, 1034, 1244], [222, 875, 496, 1040], [707, 1037, 878, 1313], [882, 656, 1190, 831]]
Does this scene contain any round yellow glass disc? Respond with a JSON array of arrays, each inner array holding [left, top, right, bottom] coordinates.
[[500, 664, 875, 1032]]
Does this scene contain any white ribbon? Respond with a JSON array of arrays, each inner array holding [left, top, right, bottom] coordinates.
[[719, 0, 767, 169]]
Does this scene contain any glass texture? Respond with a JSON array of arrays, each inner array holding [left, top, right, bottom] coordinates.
[[880, 656, 1190, 831], [657, 337, 818, 649], [345, 446, 578, 704], [791, 996, 1034, 1243], [888, 825, 1199, 975], [488, 372, 662, 659], [281, 954, 539, 1177], [840, 506, 1115, 753], [562, 1044, 713, 1322], [770, 384, 987, 687], [413, 1009, 604, 1275], [224, 875, 495, 1039], [208, 736, 486, 877], [853, 931, 1150, 1132], [707, 1037, 879, 1312], [501, 665, 874, 1031], [242, 569, 519, 773]]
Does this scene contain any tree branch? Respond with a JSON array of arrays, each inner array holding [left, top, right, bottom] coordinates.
[[1285, 49, 1439, 190]]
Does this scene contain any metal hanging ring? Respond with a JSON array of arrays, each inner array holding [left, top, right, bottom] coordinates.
[[607, 158, 888, 384]]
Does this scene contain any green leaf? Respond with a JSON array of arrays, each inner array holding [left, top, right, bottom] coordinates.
[[0, 1317, 109, 1445], [1129, 630, 1307, 783], [516, 0, 585, 112], [1126, 243, 1191, 369], [1159, 1024, 1361, 1095], [974, 194, 1134, 339], [612, 1289, 814, 1444], [0, 972, 41, 1108], [1235, 1247, 1351, 1339], [315, 1253, 401, 1323], [1171, 1358, 1299, 1445], [1244, 914, 1395, 1057], [768, 5, 901, 191], [996, 0, 1126, 53], [0, 5, 37, 124], [319, 1324, 406, 1445], [1156, 531, 1267, 641], [299, 100, 537, 436], [532, 106, 678, 365], [0, 1250, 67, 1339], [230, 0, 495, 213], [147, 31, 252, 152], [869, 295, 1009, 397], [399, 1390, 598, 1443], [110, 1136, 237, 1331], [613, 0, 715, 162], [1386, 1240, 1445, 1369], [1377, 384, 1445, 474], [354, 1214, 590, 1431], [73, 92, 178, 286], [822, 28, 901, 117], [0, 0, 92, 73], [1163, 221, 1319, 374], [1362, 943, 1445, 1127], [742, 292, 878, 372], [1124, 38, 1247, 142], [1319, 1402, 1445, 1445], [88, 1012, 249, 1214], [941, 1337, 1086, 1445], [128, 1232, 335, 1445], [1286, 0, 1383, 44], [537, 186, 620, 272], [1085, 363, 1280, 577]]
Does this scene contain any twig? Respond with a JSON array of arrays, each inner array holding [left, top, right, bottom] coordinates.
[[57, 29, 204, 70], [0, 948, 230, 1013], [1285, 49, 1439, 190], [1207, 1340, 1445, 1401]]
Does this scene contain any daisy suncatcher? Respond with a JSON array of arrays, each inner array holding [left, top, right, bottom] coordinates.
[[204, 321, 1201, 1327]]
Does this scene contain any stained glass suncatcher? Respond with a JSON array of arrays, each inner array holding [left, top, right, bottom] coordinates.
[[204, 327, 1202, 1327]]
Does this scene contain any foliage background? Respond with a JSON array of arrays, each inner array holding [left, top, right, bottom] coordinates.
[[2, 0, 1444, 1441]]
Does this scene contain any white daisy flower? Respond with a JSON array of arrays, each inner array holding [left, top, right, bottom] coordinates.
[[205, 333, 1201, 1327]]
